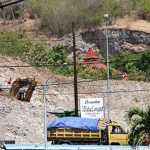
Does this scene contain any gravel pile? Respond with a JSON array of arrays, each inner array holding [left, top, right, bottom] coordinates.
[[0, 42, 149, 144]]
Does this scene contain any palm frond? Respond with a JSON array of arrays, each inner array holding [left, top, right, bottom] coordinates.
[[126, 106, 150, 146]]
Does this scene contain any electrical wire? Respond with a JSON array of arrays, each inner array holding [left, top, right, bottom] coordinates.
[[1, 88, 150, 95], [1, 70, 150, 88], [0, 36, 149, 42], [0, 0, 24, 8], [1, 74, 150, 89], [81, 36, 150, 41], [30, 89, 150, 95], [0, 58, 143, 68]]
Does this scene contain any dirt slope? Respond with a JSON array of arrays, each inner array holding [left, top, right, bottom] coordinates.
[[0, 17, 150, 143], [108, 17, 150, 33], [0, 53, 149, 143]]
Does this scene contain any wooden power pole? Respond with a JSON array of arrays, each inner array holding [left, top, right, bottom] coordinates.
[[72, 22, 78, 117]]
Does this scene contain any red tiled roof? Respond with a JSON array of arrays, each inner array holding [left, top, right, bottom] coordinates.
[[83, 47, 107, 71], [83, 48, 98, 60], [82, 48, 129, 80], [83, 61, 107, 72], [93, 63, 107, 69]]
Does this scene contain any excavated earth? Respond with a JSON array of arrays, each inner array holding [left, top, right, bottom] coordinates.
[[0, 17, 150, 144]]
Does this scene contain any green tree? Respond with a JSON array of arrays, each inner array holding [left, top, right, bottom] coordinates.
[[126, 107, 150, 146], [0, 30, 32, 57], [136, 51, 150, 72], [26, 0, 121, 35], [136, 0, 150, 20], [110, 52, 138, 73]]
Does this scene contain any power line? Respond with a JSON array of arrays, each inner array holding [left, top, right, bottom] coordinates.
[[1, 69, 150, 87], [82, 37, 150, 41], [27, 89, 150, 95], [1, 71, 150, 88], [1, 87, 150, 95], [0, 79, 148, 88], [0, 0, 24, 9], [0, 57, 143, 68], [0, 36, 149, 42], [0, 59, 143, 69]]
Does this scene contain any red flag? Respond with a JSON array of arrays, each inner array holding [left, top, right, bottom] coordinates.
[[7, 77, 12, 84]]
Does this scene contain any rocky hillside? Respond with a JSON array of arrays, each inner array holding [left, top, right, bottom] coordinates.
[[0, 17, 150, 144]]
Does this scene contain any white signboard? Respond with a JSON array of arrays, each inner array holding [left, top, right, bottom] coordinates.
[[80, 98, 104, 119]]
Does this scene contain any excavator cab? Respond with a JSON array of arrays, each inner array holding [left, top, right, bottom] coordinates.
[[9, 78, 37, 102], [18, 89, 26, 101]]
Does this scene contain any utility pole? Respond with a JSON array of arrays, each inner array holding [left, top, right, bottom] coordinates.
[[72, 22, 78, 117], [43, 63, 67, 150], [103, 14, 110, 121]]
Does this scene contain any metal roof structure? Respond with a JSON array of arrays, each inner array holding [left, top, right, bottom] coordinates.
[[82, 47, 107, 71], [83, 47, 98, 60]]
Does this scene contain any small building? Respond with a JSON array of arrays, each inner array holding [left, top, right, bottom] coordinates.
[[83, 47, 107, 72], [82, 47, 129, 80]]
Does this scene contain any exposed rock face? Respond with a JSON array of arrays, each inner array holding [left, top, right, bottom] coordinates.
[[49, 29, 150, 59], [81, 29, 150, 55]]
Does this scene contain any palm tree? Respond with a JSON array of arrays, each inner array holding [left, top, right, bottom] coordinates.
[[126, 106, 150, 146]]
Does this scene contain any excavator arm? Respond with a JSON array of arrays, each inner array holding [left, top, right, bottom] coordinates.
[[24, 79, 37, 101], [9, 78, 37, 102]]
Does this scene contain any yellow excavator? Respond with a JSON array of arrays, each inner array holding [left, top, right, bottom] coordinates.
[[9, 78, 37, 102]]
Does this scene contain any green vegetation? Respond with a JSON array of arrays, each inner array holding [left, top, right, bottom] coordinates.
[[0, 30, 31, 57], [0, 30, 108, 79], [51, 110, 81, 118], [26, 0, 106, 35], [23, 0, 150, 35], [1, 0, 150, 35], [126, 107, 150, 146], [111, 52, 150, 81], [1, 0, 150, 81], [1, 30, 150, 81]]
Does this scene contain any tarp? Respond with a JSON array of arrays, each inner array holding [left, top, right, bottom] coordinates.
[[47, 117, 98, 131]]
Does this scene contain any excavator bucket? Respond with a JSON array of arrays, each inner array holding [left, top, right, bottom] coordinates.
[[24, 79, 37, 102], [9, 78, 37, 102]]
